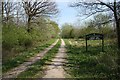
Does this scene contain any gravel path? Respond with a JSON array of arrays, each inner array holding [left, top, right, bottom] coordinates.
[[43, 39, 67, 78], [2, 39, 59, 78]]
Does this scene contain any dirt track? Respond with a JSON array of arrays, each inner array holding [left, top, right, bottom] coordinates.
[[3, 39, 59, 78], [43, 39, 67, 78]]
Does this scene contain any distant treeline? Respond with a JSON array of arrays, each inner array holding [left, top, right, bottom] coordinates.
[[61, 14, 116, 39]]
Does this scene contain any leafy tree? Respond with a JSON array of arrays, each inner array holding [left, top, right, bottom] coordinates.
[[61, 23, 74, 38], [50, 21, 60, 34]]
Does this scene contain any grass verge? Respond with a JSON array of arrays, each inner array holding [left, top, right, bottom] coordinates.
[[64, 39, 119, 79], [2, 39, 56, 73], [17, 39, 61, 78]]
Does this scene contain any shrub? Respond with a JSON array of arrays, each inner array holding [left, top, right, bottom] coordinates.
[[2, 25, 19, 50], [24, 37, 32, 48], [2, 24, 33, 60]]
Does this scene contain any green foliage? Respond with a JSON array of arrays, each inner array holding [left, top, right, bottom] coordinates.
[[31, 18, 60, 39], [2, 18, 60, 60], [2, 24, 33, 60], [61, 23, 74, 38], [49, 20, 60, 38]]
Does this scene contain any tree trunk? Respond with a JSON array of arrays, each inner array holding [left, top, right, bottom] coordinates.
[[114, 0, 120, 48], [2, 2, 4, 23], [16, 4, 19, 25], [116, 20, 120, 48], [27, 17, 31, 33], [113, 11, 120, 80], [114, 1, 120, 78]]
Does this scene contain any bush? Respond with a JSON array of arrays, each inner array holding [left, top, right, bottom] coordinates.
[[24, 37, 32, 48], [2, 25, 19, 50], [2, 21, 59, 61], [2, 24, 33, 60], [18, 32, 32, 48]]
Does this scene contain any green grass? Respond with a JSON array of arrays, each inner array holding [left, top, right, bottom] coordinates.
[[17, 39, 61, 78], [2, 39, 56, 73], [64, 39, 119, 79]]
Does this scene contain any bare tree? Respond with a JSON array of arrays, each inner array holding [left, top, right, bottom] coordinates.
[[15, 2, 22, 25], [71, 0, 120, 49], [70, 0, 120, 48], [93, 13, 111, 32], [3, 0, 17, 24], [1, 0, 26, 26], [22, 0, 58, 32], [14, 2, 26, 26]]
